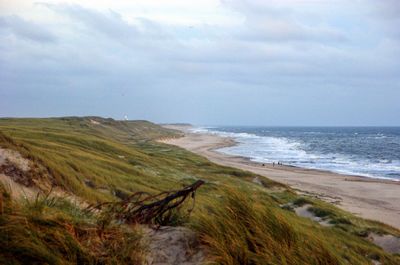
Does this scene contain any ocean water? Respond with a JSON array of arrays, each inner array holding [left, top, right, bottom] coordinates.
[[191, 126, 400, 181]]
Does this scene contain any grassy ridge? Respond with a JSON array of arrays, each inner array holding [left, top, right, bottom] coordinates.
[[1, 117, 400, 264], [0, 117, 185, 200]]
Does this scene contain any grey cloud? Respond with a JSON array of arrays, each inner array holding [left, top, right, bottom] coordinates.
[[373, 0, 400, 20], [0, 15, 56, 43], [222, 0, 348, 43], [237, 20, 348, 43], [39, 3, 170, 44], [367, 0, 400, 40], [1, 1, 400, 125], [221, 0, 293, 18], [41, 3, 138, 39]]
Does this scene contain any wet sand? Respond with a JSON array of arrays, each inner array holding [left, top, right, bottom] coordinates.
[[161, 125, 400, 230]]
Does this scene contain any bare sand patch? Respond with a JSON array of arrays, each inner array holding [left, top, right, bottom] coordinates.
[[369, 233, 400, 254], [144, 226, 205, 265], [0, 147, 38, 198], [0, 147, 30, 172], [89, 119, 101, 125]]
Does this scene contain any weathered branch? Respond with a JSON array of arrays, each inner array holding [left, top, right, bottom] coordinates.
[[89, 180, 205, 226]]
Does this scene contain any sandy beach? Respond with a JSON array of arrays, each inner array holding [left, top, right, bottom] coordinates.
[[162, 125, 400, 230]]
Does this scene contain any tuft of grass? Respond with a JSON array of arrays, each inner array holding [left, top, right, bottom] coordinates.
[[292, 197, 311, 207], [157, 207, 191, 226], [309, 206, 334, 218], [329, 217, 352, 225]]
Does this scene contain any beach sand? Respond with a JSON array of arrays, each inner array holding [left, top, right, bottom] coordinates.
[[161, 125, 400, 230]]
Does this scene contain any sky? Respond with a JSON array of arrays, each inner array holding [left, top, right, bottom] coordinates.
[[0, 0, 399, 126]]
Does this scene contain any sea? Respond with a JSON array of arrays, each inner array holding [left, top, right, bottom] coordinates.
[[190, 126, 400, 181]]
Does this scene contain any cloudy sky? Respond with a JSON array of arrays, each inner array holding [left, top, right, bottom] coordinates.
[[1, 0, 399, 125]]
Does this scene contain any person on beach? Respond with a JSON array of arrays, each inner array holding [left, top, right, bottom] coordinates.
[[273, 162, 275, 167]]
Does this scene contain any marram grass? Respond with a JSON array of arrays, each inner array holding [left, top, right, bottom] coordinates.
[[192, 187, 400, 265], [0, 117, 400, 264]]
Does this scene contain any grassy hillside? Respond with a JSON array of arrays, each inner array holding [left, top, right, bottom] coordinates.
[[1, 117, 400, 265]]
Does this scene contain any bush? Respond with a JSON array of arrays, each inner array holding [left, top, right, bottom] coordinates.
[[292, 197, 311, 207], [309, 207, 333, 218]]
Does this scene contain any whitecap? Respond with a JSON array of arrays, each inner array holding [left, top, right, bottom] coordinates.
[[190, 126, 400, 181]]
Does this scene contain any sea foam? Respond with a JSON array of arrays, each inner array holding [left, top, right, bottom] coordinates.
[[190, 126, 400, 181]]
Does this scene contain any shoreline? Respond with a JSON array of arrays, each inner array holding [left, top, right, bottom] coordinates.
[[193, 127, 400, 183], [213, 137, 399, 184], [162, 125, 400, 230]]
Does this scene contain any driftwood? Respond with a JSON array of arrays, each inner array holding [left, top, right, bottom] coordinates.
[[0, 192, 3, 215], [88, 180, 205, 227]]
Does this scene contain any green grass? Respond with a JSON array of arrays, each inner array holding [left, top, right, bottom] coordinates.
[[1, 117, 400, 264], [0, 183, 146, 265], [193, 187, 400, 265]]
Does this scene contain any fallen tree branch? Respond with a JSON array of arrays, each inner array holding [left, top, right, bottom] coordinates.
[[88, 180, 205, 227]]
